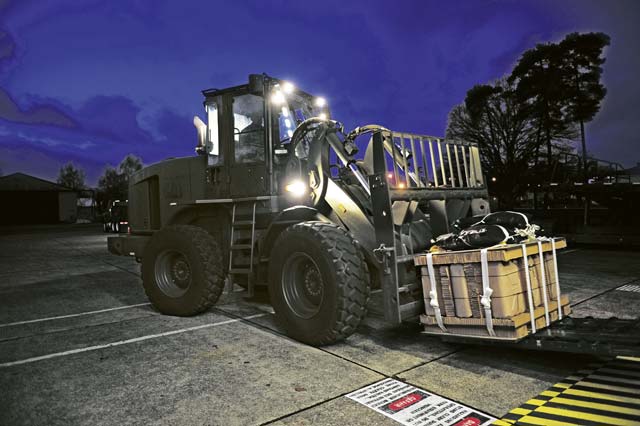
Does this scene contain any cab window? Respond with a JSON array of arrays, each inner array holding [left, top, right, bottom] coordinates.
[[232, 94, 265, 163], [205, 102, 221, 165]]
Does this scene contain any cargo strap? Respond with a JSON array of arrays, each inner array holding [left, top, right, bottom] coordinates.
[[426, 253, 447, 332], [479, 248, 496, 337], [551, 238, 563, 320], [537, 241, 551, 327], [521, 244, 537, 334]]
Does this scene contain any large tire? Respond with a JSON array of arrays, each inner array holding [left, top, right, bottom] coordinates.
[[268, 221, 370, 346], [142, 225, 224, 316]]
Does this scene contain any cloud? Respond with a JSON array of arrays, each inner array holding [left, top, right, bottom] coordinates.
[[0, 29, 14, 65], [75, 95, 154, 144], [0, 87, 77, 128], [153, 108, 196, 149], [0, 91, 195, 184]]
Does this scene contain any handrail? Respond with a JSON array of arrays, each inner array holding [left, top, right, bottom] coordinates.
[[358, 129, 485, 191]]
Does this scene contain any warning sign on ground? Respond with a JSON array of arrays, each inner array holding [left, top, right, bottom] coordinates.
[[346, 378, 494, 426]]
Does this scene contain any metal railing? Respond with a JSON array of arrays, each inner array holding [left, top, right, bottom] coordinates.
[[376, 131, 484, 190], [545, 150, 631, 184]]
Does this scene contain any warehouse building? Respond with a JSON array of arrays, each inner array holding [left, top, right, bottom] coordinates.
[[0, 173, 77, 225]]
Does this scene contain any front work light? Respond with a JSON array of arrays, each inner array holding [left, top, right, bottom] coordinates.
[[271, 91, 285, 105], [282, 81, 295, 94], [285, 180, 307, 196]]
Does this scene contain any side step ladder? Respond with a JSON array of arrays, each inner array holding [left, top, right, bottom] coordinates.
[[228, 201, 257, 297]]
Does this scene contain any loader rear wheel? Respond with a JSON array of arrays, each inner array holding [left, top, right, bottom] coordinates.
[[269, 221, 370, 346], [142, 225, 224, 316]]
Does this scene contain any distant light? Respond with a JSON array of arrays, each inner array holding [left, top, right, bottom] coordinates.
[[315, 97, 326, 107], [491, 177, 497, 182], [318, 113, 327, 120], [284, 118, 292, 128], [271, 91, 285, 105], [281, 106, 290, 117], [282, 81, 295, 94], [397, 182, 406, 189], [287, 129, 294, 138], [387, 173, 393, 179], [285, 180, 306, 196]]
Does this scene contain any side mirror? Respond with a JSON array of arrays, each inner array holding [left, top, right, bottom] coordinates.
[[193, 116, 207, 154]]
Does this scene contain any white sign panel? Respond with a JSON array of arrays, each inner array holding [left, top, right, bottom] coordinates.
[[346, 378, 495, 426]]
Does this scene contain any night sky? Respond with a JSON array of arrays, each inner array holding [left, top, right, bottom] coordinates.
[[1, 0, 639, 185]]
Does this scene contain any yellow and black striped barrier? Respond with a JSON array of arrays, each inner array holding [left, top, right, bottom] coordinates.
[[494, 356, 640, 426]]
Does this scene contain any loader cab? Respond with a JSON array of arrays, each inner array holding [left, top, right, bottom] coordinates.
[[201, 74, 329, 199]]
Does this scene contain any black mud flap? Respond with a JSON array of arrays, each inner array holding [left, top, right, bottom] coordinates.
[[107, 235, 149, 257]]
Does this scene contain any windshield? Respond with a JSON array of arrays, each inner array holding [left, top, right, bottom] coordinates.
[[272, 90, 328, 145]]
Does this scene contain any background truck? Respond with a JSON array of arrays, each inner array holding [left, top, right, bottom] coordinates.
[[107, 73, 499, 346], [103, 200, 129, 233]]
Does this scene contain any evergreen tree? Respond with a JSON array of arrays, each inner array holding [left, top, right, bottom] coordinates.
[[558, 32, 610, 180], [508, 43, 576, 167]]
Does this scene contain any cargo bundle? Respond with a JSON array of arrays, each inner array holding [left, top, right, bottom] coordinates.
[[415, 212, 570, 341]]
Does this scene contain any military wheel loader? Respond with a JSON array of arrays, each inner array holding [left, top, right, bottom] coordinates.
[[108, 74, 491, 346]]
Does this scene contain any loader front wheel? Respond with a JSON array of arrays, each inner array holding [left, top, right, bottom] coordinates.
[[142, 225, 224, 316], [269, 222, 370, 346]]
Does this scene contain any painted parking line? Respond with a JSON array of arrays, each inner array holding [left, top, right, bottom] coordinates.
[[496, 356, 640, 425], [0, 313, 267, 368], [0, 303, 152, 328]]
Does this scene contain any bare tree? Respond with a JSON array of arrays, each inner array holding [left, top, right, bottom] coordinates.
[[446, 79, 538, 207], [97, 154, 143, 208]]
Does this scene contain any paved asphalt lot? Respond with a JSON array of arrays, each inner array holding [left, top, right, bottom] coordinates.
[[1, 224, 639, 425]]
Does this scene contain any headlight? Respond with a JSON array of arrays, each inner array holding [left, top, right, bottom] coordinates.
[[271, 91, 285, 105], [285, 180, 307, 196], [282, 81, 295, 94]]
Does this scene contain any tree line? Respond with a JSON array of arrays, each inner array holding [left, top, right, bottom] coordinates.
[[57, 154, 143, 210], [446, 32, 610, 207]]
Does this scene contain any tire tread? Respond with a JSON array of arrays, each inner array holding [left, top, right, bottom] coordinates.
[[143, 224, 224, 316], [272, 221, 370, 345]]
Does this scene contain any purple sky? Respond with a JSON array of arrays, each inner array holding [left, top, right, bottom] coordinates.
[[0, 0, 639, 185]]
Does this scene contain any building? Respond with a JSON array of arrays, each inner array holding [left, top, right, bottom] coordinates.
[[0, 173, 78, 225]]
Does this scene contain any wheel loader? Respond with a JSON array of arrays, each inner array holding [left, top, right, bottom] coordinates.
[[107, 73, 500, 346]]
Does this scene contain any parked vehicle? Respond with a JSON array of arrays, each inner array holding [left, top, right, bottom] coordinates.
[[103, 200, 129, 234]]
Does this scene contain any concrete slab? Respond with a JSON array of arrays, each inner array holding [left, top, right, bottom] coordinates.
[[216, 296, 460, 376], [558, 249, 640, 305], [570, 281, 640, 319], [0, 310, 232, 364], [0, 304, 156, 342], [271, 396, 398, 426], [1, 225, 638, 425], [0, 319, 383, 426], [398, 346, 598, 417], [0, 269, 147, 324]]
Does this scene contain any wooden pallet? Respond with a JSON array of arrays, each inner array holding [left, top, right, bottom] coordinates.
[[420, 295, 571, 341], [414, 238, 567, 266]]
